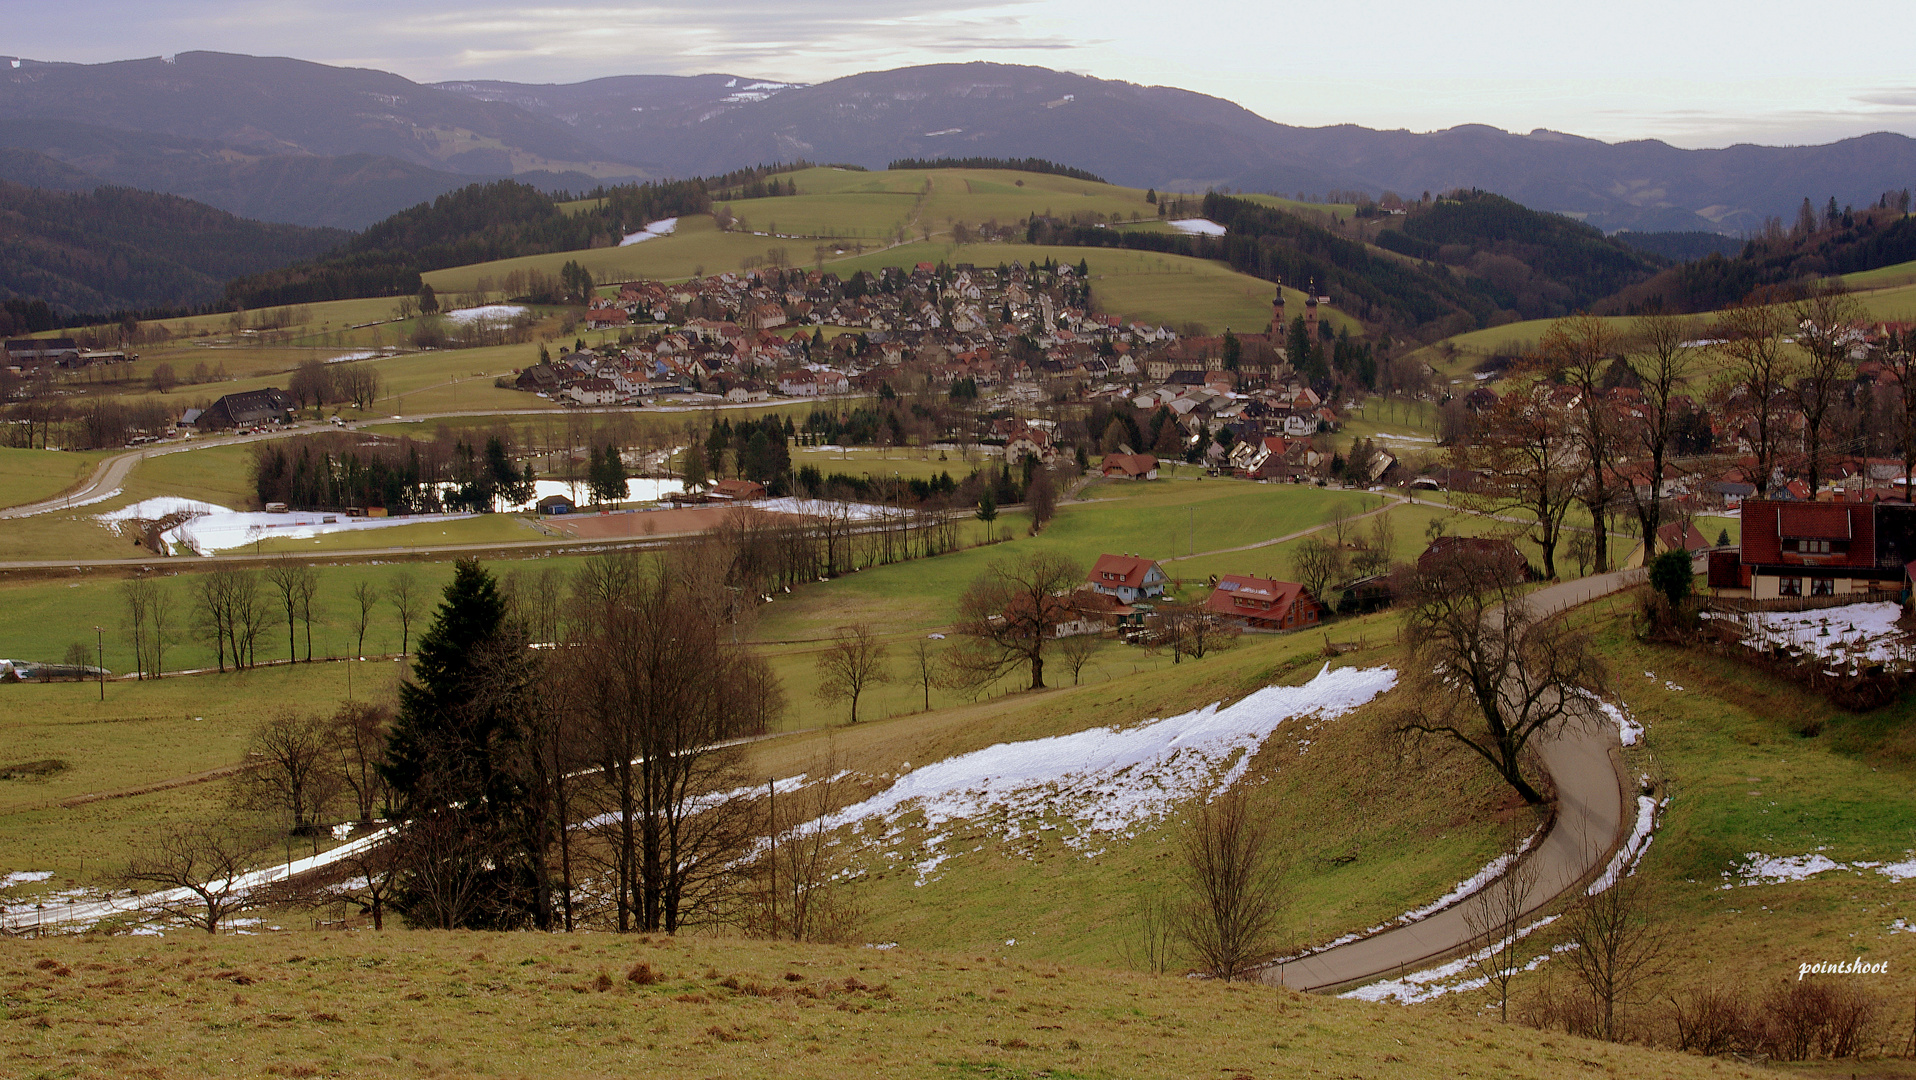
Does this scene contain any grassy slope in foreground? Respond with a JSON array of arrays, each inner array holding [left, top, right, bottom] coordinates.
[[0, 934, 1740, 1080]]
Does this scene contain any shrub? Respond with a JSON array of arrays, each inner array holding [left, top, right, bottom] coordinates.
[[1649, 549, 1693, 607]]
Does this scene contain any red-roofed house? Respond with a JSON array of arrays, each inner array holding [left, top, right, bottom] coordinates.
[[1087, 554, 1168, 604], [1716, 499, 1916, 599], [1203, 574, 1319, 631], [585, 307, 629, 329], [711, 479, 768, 501]]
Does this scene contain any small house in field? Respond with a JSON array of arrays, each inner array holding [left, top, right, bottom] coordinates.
[[1087, 554, 1168, 604], [1203, 574, 1319, 631], [1101, 453, 1158, 480], [536, 494, 575, 515], [711, 479, 767, 501]]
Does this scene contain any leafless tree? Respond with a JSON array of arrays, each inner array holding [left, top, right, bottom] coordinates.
[[1291, 535, 1345, 605], [1562, 874, 1666, 1042], [331, 830, 402, 930], [1790, 285, 1866, 496], [388, 570, 422, 655], [908, 638, 940, 711], [119, 824, 272, 933], [1057, 629, 1099, 684], [1173, 787, 1285, 981], [331, 700, 390, 824], [1713, 300, 1796, 498], [1879, 328, 1916, 502], [351, 581, 380, 656], [1465, 824, 1542, 1022], [1027, 466, 1058, 530], [233, 710, 341, 834], [1351, 511, 1396, 578], [946, 551, 1084, 691], [814, 623, 891, 723], [1541, 314, 1622, 573], [1452, 383, 1580, 580], [194, 566, 266, 670], [1394, 542, 1608, 804], [264, 559, 310, 663], [121, 577, 156, 680], [1619, 313, 1695, 557], [1124, 888, 1180, 975], [295, 565, 321, 662], [756, 758, 862, 943]]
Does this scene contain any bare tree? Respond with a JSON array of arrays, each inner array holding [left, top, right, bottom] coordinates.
[[1713, 300, 1796, 498], [1394, 542, 1608, 804], [1027, 466, 1058, 531], [1562, 874, 1666, 1042], [121, 577, 155, 680], [1540, 314, 1621, 573], [351, 581, 380, 656], [814, 623, 891, 723], [1291, 535, 1345, 606], [1123, 888, 1179, 975], [1790, 285, 1865, 496], [331, 700, 390, 824], [1452, 383, 1580, 580], [1173, 787, 1285, 981], [908, 638, 940, 711], [1057, 629, 1099, 684], [264, 559, 309, 663], [1620, 313, 1694, 557], [758, 759, 863, 943], [1880, 328, 1916, 502], [332, 831, 402, 930], [946, 551, 1084, 691], [1351, 511, 1396, 579], [234, 710, 341, 834], [388, 570, 422, 655], [1464, 824, 1542, 1022], [194, 567, 266, 670], [119, 824, 271, 933]]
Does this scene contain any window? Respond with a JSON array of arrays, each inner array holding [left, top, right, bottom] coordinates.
[[1779, 577, 1803, 597], [1789, 538, 1834, 554], [1811, 578, 1834, 597]]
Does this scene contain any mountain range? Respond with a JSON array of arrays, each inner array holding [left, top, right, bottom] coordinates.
[[4, 52, 1915, 237]]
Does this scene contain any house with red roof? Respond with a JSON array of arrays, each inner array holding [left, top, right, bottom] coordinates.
[[1710, 499, 1916, 599], [1086, 554, 1168, 604], [1101, 453, 1158, 480], [1203, 574, 1319, 632]]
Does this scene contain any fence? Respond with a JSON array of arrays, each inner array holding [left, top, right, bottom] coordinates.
[[1704, 590, 1903, 615]]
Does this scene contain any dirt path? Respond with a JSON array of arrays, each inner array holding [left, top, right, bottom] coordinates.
[[1261, 568, 1643, 993]]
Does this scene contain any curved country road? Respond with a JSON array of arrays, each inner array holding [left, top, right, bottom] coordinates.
[[1263, 568, 1642, 993]]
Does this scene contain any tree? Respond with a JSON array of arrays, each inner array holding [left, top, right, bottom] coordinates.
[[590, 443, 628, 506], [1290, 536, 1345, 608], [1026, 466, 1057, 530], [814, 623, 891, 724], [332, 700, 391, 824], [264, 560, 318, 663], [681, 438, 708, 493], [1173, 788, 1285, 981], [1057, 630, 1098, 685], [1790, 285, 1865, 497], [351, 580, 380, 657], [908, 639, 940, 710], [1464, 825, 1541, 1022], [1619, 313, 1693, 557], [756, 756, 863, 943], [388, 570, 422, 655], [1649, 549, 1693, 608], [1713, 301, 1795, 498], [946, 551, 1084, 691], [121, 577, 160, 680], [1562, 875, 1666, 1042], [234, 710, 341, 834], [1452, 383, 1579, 579], [1541, 314, 1621, 573], [119, 823, 271, 933], [417, 283, 439, 315], [1395, 542, 1608, 804], [194, 566, 267, 670], [975, 485, 998, 525], [381, 558, 539, 929]]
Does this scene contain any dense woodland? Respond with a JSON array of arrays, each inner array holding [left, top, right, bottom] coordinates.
[[886, 156, 1106, 183]]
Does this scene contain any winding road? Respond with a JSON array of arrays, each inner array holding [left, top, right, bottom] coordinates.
[[1263, 568, 1643, 993]]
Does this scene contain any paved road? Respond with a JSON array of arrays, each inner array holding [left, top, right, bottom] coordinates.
[[1263, 567, 1642, 993]]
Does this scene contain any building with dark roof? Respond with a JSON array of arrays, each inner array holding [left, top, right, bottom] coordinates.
[[1710, 499, 1916, 599], [194, 388, 296, 431]]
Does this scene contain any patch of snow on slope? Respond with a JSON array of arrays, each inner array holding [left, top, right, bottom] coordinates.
[[1395, 826, 1544, 924], [1705, 601, 1911, 669], [1341, 916, 1561, 1004], [2, 870, 54, 888], [815, 664, 1397, 886], [1169, 218, 1226, 236], [442, 304, 529, 325], [1589, 795, 1661, 894], [620, 218, 679, 246]]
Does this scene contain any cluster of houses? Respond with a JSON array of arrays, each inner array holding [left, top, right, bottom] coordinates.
[[1062, 552, 1323, 638]]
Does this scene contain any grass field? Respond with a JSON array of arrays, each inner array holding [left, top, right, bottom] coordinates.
[[0, 931, 1742, 1080], [0, 448, 112, 510]]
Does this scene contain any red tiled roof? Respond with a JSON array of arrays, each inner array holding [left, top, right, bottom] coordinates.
[[1739, 499, 1874, 566], [1202, 574, 1310, 621], [1089, 554, 1158, 589]]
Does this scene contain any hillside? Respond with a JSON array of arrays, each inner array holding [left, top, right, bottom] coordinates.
[[0, 181, 348, 314]]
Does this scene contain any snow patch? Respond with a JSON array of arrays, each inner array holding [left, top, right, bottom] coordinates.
[[1169, 218, 1226, 237], [1705, 602, 1912, 670], [620, 218, 679, 246], [97, 497, 475, 555], [1589, 795, 1660, 894], [2, 870, 54, 888], [1719, 849, 1916, 887], [441, 304, 529, 325], [812, 665, 1397, 886], [1341, 915, 1561, 1004]]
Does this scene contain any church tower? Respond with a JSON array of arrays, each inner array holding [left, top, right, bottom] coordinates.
[[1269, 284, 1286, 338], [1304, 278, 1320, 339]]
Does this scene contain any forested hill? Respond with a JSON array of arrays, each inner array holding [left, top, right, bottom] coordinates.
[[1373, 190, 1663, 317], [224, 167, 798, 308], [0, 181, 347, 314], [1599, 205, 1916, 314]]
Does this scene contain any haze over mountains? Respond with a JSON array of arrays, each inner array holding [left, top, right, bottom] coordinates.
[[4, 51, 1916, 236]]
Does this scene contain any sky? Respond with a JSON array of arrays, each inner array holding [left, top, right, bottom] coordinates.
[[8, 0, 1916, 149]]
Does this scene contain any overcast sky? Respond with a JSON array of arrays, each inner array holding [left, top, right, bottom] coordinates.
[[10, 0, 1916, 148]]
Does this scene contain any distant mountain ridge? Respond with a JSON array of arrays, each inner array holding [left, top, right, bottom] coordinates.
[[5, 53, 1915, 237]]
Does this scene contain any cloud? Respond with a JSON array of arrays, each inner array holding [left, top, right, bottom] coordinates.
[[1855, 88, 1916, 108]]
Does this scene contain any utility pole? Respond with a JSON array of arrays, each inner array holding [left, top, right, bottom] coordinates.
[[94, 626, 104, 701]]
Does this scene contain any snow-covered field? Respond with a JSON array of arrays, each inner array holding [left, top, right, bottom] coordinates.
[[1168, 218, 1226, 236], [1706, 601, 1912, 669], [757, 496, 898, 522], [442, 304, 529, 325], [1721, 849, 1916, 888], [98, 497, 475, 555], [620, 217, 678, 246], [813, 665, 1397, 885]]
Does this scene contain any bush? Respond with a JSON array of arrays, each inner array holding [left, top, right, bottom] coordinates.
[[1649, 549, 1693, 607]]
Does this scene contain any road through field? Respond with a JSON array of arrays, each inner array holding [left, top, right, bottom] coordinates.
[[1263, 568, 1640, 993]]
